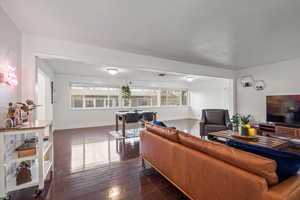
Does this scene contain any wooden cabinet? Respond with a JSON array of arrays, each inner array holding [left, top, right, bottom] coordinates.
[[258, 124, 276, 136], [275, 126, 298, 138], [297, 130, 300, 138], [259, 123, 300, 139]]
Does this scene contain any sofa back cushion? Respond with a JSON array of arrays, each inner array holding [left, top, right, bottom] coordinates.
[[140, 130, 269, 200], [177, 131, 278, 185], [228, 139, 300, 182], [205, 110, 225, 125], [145, 124, 178, 143]]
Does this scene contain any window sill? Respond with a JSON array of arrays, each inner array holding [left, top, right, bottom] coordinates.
[[69, 105, 189, 111]]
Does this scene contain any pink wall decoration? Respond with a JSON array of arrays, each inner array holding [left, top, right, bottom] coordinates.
[[0, 65, 18, 86]]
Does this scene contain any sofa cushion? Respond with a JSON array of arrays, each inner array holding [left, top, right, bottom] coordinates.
[[227, 140, 300, 182], [177, 131, 278, 185], [205, 110, 225, 125], [145, 124, 178, 143]]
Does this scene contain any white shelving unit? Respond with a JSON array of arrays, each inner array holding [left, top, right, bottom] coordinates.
[[0, 120, 54, 199]]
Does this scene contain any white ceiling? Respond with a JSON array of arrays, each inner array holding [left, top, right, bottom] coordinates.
[[42, 58, 220, 83], [2, 0, 300, 70]]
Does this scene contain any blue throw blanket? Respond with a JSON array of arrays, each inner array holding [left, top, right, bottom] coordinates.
[[227, 139, 300, 182], [153, 120, 167, 128]]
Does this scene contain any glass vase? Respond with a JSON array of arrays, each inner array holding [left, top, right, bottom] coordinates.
[[28, 111, 33, 124]]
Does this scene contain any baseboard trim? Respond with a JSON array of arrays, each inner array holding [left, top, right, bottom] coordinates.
[[142, 156, 194, 200]]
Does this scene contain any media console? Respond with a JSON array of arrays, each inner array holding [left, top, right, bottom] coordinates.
[[259, 123, 300, 139]]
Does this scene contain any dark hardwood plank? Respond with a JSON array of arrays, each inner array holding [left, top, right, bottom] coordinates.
[[10, 119, 196, 200], [10, 118, 300, 200]]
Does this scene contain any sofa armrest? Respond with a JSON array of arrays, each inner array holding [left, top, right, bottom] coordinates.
[[264, 175, 300, 200]]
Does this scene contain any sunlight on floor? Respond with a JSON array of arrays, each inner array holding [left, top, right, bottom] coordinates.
[[70, 136, 140, 172]]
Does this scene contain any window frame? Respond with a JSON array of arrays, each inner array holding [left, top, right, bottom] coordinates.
[[69, 85, 189, 110]]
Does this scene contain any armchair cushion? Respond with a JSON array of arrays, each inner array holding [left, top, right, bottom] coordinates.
[[205, 110, 225, 125], [205, 124, 227, 133]]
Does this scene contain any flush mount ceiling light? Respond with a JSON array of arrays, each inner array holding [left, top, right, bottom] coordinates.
[[158, 73, 166, 77], [105, 67, 119, 75], [184, 76, 195, 82]]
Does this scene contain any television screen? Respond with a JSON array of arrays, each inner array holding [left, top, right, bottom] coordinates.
[[267, 95, 300, 125]]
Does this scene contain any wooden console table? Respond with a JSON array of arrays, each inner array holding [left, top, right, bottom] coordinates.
[[208, 130, 288, 149], [0, 120, 54, 199], [259, 123, 300, 139]]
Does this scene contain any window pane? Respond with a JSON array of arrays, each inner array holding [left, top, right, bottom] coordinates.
[[182, 91, 188, 105], [71, 95, 83, 108], [109, 96, 119, 107], [70, 85, 188, 108], [131, 96, 151, 107], [122, 99, 130, 107], [160, 90, 181, 106], [151, 96, 158, 106], [168, 90, 181, 105], [85, 95, 95, 108], [95, 96, 106, 107], [130, 89, 158, 107], [160, 90, 167, 106]]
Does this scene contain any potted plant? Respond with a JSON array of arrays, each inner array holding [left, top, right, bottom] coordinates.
[[230, 114, 240, 132], [17, 100, 40, 124], [121, 85, 131, 105], [240, 114, 252, 136]]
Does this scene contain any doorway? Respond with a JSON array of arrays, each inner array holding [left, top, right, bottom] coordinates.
[[36, 69, 53, 121]]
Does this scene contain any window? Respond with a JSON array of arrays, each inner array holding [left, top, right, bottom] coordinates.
[[85, 95, 95, 108], [95, 96, 106, 107], [70, 84, 188, 109], [182, 90, 188, 106], [161, 90, 181, 106], [108, 96, 119, 107], [71, 95, 83, 108], [125, 89, 158, 107], [70, 86, 120, 109]]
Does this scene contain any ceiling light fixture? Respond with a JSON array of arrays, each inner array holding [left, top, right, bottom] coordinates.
[[184, 76, 195, 82], [105, 67, 119, 75]]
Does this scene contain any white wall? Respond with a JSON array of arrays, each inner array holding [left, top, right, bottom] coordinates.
[[36, 58, 55, 123], [54, 74, 190, 129], [0, 5, 21, 127], [36, 71, 46, 120], [21, 35, 235, 103], [0, 5, 23, 169], [18, 34, 235, 129], [53, 73, 234, 129], [189, 78, 234, 119], [237, 57, 300, 122]]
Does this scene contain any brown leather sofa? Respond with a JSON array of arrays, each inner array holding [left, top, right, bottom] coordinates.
[[140, 124, 300, 200]]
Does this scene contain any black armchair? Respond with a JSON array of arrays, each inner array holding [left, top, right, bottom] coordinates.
[[141, 112, 155, 122], [124, 112, 140, 123], [200, 109, 232, 138]]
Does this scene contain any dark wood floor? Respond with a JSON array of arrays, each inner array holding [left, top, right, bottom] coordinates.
[[12, 119, 198, 200], [11, 119, 300, 200]]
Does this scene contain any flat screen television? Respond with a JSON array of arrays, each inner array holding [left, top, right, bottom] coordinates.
[[267, 95, 300, 127]]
